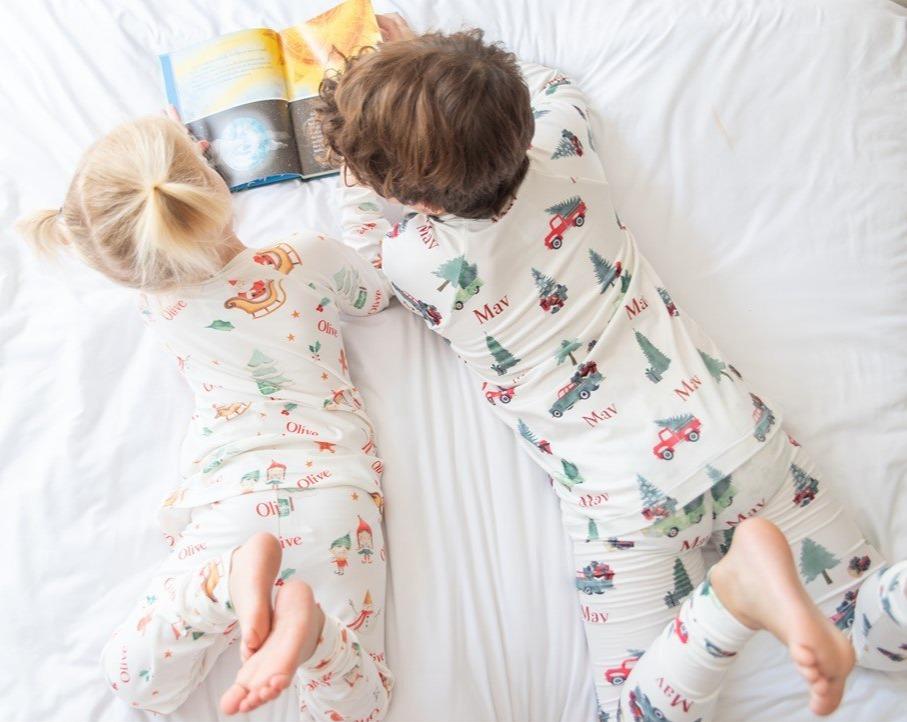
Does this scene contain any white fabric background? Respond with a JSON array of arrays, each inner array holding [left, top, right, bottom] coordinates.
[[1, 1, 905, 721]]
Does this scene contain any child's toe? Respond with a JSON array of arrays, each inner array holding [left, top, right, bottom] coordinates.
[[219, 683, 249, 715]]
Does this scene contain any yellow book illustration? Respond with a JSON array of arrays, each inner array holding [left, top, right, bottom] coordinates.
[[159, 0, 379, 191]]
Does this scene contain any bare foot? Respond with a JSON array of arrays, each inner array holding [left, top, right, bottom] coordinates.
[[229, 532, 281, 661], [710, 518, 855, 716], [220, 580, 325, 715]]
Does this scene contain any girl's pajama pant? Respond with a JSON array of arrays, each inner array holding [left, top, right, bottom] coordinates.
[[100, 486, 391, 721], [573, 430, 907, 722]]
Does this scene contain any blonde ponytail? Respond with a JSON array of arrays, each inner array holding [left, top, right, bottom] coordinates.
[[17, 116, 233, 291], [16, 208, 68, 255]]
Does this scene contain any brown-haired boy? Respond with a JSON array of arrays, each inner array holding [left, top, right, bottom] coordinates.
[[320, 16, 907, 722]]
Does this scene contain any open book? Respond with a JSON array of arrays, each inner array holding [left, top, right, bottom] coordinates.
[[159, 0, 379, 191]]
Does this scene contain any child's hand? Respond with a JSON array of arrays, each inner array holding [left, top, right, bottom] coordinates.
[[377, 13, 415, 42], [163, 105, 210, 154]]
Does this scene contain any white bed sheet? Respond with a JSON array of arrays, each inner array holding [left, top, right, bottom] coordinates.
[[1, 1, 905, 721]]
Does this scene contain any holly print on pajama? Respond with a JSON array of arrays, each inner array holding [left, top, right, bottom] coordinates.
[[336, 61, 907, 719], [104, 232, 393, 718]]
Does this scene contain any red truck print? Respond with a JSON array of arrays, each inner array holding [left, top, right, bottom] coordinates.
[[830, 590, 857, 630], [641, 504, 673, 522], [673, 617, 689, 643], [483, 383, 516, 405], [652, 415, 702, 461], [793, 487, 817, 506], [391, 283, 442, 327], [539, 293, 566, 313], [848, 555, 871, 577], [544, 197, 586, 250], [561, 129, 583, 156], [605, 655, 640, 686], [750, 393, 776, 442]]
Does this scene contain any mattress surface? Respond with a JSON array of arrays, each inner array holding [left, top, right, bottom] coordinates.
[[1, 1, 905, 721]]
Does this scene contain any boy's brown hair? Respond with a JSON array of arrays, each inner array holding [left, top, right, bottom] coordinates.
[[317, 29, 533, 219]]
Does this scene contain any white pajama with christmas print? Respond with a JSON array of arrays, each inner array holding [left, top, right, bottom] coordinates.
[[337, 63, 907, 721], [100, 232, 394, 720]]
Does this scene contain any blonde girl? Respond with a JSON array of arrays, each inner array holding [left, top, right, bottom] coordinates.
[[19, 116, 394, 720]]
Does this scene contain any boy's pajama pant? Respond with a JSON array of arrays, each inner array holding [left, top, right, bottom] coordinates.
[[571, 430, 907, 722], [101, 486, 391, 721]]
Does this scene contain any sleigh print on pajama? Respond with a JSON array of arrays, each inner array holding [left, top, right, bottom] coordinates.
[[102, 232, 394, 719]]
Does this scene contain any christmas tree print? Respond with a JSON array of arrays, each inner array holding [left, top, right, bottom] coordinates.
[[790, 463, 819, 507], [877, 647, 907, 663], [638, 474, 678, 517], [544, 74, 570, 94], [551, 129, 584, 159], [308, 340, 321, 360], [620, 271, 632, 293], [589, 249, 620, 293], [717, 528, 735, 556], [518, 419, 552, 454], [435, 255, 479, 292], [586, 518, 599, 542], [206, 320, 234, 331], [434, 257, 466, 291], [246, 350, 290, 395], [554, 338, 582, 366], [800, 538, 840, 584], [664, 558, 694, 608], [531, 267, 568, 313], [546, 195, 583, 218], [544, 196, 585, 249], [635, 331, 671, 383], [707, 465, 735, 509], [487, 335, 520, 375], [861, 612, 872, 638], [657, 287, 679, 316], [698, 350, 733, 383], [655, 414, 695, 432], [555, 459, 584, 488]]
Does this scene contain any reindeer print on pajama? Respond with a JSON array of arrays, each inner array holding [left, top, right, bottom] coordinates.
[[338, 63, 907, 720], [101, 233, 393, 720]]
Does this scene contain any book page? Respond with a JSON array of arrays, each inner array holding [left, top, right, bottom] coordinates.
[[280, 0, 379, 177], [161, 28, 302, 191], [161, 28, 287, 122], [280, 0, 380, 101]]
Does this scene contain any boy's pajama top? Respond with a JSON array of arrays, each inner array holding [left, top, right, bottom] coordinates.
[[338, 63, 905, 720]]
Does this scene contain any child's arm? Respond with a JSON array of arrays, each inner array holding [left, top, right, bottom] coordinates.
[[331, 239, 392, 317], [519, 61, 604, 178], [293, 232, 392, 317], [337, 173, 395, 270]]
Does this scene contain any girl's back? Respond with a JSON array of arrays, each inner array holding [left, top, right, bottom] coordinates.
[[143, 232, 388, 535]]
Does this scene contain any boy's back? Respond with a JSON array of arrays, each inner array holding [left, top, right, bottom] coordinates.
[[342, 64, 775, 537], [324, 24, 907, 722]]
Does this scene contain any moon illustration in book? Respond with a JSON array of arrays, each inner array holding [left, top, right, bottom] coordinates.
[[217, 116, 271, 171]]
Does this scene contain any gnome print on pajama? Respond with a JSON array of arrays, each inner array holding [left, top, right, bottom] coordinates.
[[101, 233, 394, 720], [338, 61, 907, 720]]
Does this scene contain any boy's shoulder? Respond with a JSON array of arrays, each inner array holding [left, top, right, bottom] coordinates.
[[386, 210, 443, 245]]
